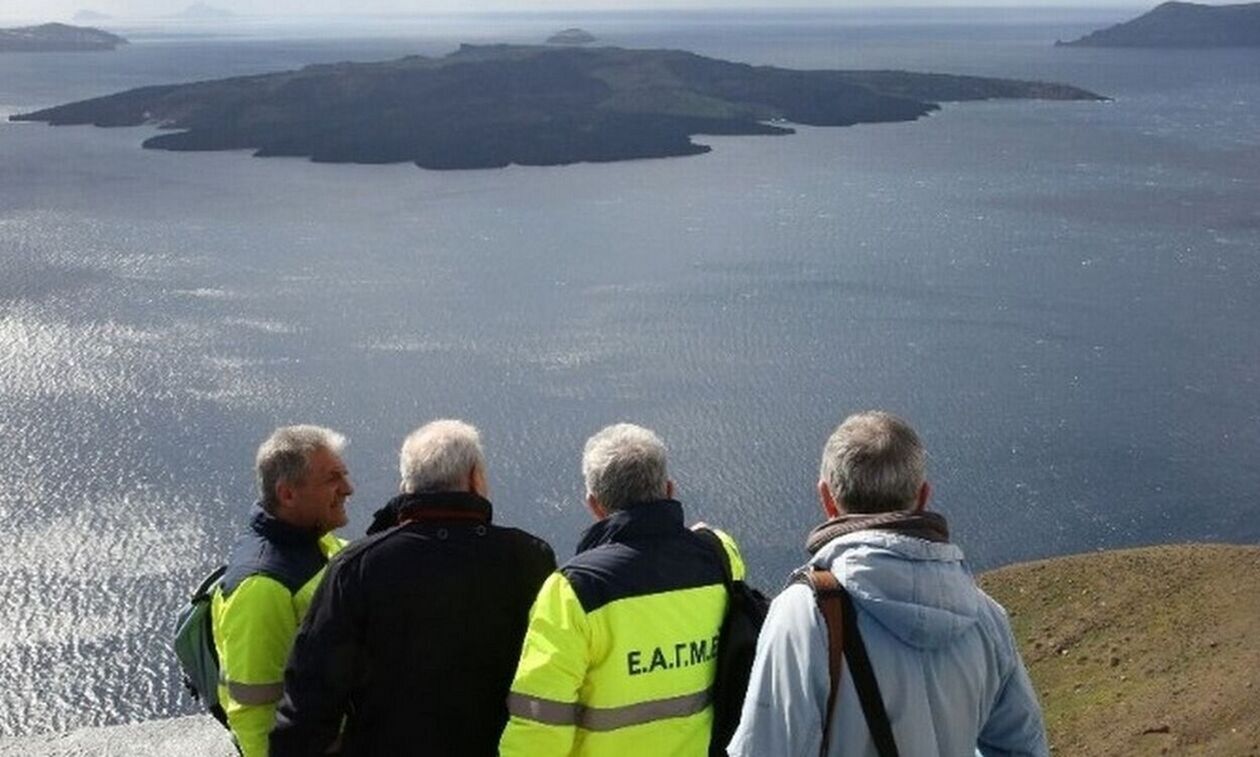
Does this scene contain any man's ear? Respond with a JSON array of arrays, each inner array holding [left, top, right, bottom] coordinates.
[[914, 481, 931, 512], [586, 493, 608, 521], [468, 465, 489, 498], [665, 479, 675, 500], [818, 479, 841, 520], [274, 480, 294, 510]]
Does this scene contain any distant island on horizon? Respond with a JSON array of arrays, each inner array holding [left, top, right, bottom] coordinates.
[[12, 44, 1106, 170], [72, 9, 113, 23], [1058, 1, 1260, 47], [547, 28, 597, 46], [172, 2, 234, 20], [0, 22, 126, 52]]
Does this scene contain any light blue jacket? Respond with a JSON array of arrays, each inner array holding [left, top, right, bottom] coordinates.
[[727, 529, 1048, 757]]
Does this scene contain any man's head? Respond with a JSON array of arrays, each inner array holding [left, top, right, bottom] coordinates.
[[582, 423, 674, 518], [256, 425, 353, 533], [399, 419, 488, 496], [818, 411, 929, 517]]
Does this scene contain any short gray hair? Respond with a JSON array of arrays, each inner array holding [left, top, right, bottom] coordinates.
[[399, 419, 485, 494], [256, 425, 347, 513], [820, 411, 925, 514], [582, 423, 669, 512]]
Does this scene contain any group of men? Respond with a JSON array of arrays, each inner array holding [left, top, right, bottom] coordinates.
[[211, 411, 1048, 756]]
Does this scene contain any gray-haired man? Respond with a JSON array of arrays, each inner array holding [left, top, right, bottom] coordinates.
[[728, 411, 1048, 756], [272, 419, 556, 757], [501, 423, 745, 756], [212, 425, 354, 757]]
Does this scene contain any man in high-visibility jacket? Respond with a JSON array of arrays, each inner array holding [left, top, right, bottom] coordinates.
[[500, 423, 744, 756], [211, 425, 354, 757]]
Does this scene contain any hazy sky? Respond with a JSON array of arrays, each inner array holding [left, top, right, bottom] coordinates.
[[4, 0, 1152, 24]]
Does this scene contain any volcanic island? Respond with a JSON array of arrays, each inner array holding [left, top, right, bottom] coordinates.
[[12, 44, 1106, 169]]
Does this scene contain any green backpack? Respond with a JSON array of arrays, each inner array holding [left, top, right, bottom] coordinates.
[[173, 564, 230, 728]]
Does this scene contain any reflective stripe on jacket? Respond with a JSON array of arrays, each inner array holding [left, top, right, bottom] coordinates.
[[211, 506, 344, 757], [500, 499, 743, 757]]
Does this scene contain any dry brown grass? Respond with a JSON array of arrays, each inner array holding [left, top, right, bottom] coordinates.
[[980, 544, 1260, 756]]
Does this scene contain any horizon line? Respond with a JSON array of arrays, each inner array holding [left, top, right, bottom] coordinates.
[[2, 3, 1154, 26]]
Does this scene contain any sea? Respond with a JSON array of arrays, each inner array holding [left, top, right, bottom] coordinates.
[[1, 6, 1257, 738]]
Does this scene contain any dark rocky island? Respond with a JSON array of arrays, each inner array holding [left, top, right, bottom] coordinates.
[[547, 28, 597, 45], [0, 23, 126, 52], [10, 44, 1105, 170], [1058, 1, 1260, 47]]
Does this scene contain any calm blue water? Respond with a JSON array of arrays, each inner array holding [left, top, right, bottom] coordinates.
[[1, 7, 1258, 737]]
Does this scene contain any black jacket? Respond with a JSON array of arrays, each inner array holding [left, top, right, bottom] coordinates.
[[270, 491, 556, 757]]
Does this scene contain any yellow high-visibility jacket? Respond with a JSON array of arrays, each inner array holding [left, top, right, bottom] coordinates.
[[211, 506, 344, 757], [501, 499, 743, 756]]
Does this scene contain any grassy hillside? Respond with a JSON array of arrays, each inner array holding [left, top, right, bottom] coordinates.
[[980, 544, 1260, 756]]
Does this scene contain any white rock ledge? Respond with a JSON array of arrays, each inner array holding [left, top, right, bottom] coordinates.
[[0, 716, 234, 757]]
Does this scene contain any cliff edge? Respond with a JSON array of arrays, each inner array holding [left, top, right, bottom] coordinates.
[[3, 544, 1255, 755], [0, 716, 232, 756]]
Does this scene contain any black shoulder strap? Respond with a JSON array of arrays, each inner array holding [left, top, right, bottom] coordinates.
[[837, 585, 900, 757], [796, 568, 900, 757]]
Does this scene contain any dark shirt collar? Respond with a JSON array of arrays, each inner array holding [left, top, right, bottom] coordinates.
[[575, 499, 685, 554], [367, 491, 494, 535], [249, 503, 324, 546]]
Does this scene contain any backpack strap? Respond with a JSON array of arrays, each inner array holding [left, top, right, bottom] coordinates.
[[797, 568, 900, 757], [802, 568, 845, 757], [696, 527, 735, 589], [191, 563, 227, 602]]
